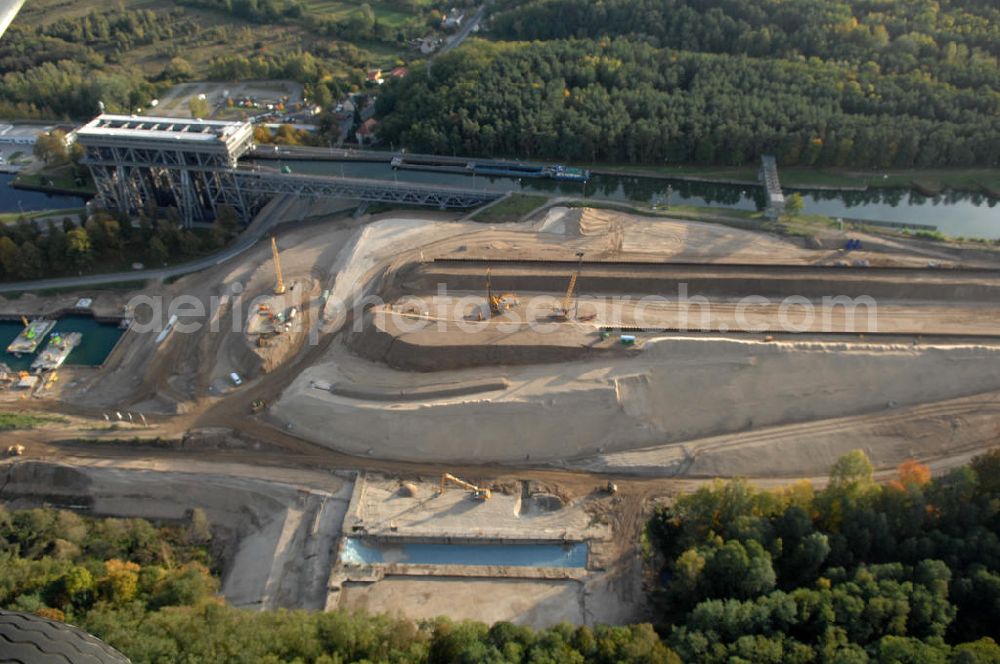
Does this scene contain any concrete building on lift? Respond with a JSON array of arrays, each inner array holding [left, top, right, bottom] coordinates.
[[75, 114, 258, 226]]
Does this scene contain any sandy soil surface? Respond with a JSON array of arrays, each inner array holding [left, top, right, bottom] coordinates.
[[569, 389, 1000, 478], [347, 475, 610, 541], [264, 208, 1000, 476], [4, 204, 1000, 629], [367, 295, 1000, 346], [330, 474, 643, 628], [4, 206, 998, 480], [340, 577, 588, 627], [274, 337, 1000, 465]]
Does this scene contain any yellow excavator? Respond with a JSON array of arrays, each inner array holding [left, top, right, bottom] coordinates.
[[485, 268, 518, 318], [439, 473, 491, 500]]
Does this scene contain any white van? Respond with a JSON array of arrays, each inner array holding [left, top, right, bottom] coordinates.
[[230, 372, 243, 386]]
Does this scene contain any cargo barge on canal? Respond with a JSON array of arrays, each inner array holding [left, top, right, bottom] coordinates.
[[6, 319, 55, 356], [30, 331, 82, 372], [391, 156, 590, 182]]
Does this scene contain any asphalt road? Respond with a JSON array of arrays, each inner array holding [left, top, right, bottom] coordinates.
[[441, 6, 484, 54]]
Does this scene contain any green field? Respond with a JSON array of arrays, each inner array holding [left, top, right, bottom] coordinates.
[[13, 172, 94, 196], [0, 207, 86, 225], [305, 0, 427, 28], [0, 412, 68, 431], [472, 194, 550, 222]]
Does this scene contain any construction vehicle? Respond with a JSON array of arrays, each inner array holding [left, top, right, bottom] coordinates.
[[5, 444, 25, 457], [551, 272, 579, 321], [485, 268, 518, 318], [439, 473, 491, 500], [271, 237, 286, 295]]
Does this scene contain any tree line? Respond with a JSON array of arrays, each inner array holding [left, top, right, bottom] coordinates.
[[178, 0, 306, 24], [489, 0, 1000, 89], [647, 449, 1000, 662], [0, 505, 217, 624], [0, 205, 241, 282], [375, 38, 1000, 168], [0, 505, 676, 663], [0, 7, 196, 118], [3, 449, 1000, 662], [0, 4, 378, 120]]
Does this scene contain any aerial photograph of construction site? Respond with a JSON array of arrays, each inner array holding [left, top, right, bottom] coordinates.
[[2, 0, 1000, 661]]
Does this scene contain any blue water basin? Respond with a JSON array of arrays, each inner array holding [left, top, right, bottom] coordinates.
[[341, 538, 588, 568]]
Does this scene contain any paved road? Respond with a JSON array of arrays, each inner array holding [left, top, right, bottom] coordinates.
[[441, 6, 484, 54], [0, 197, 296, 294]]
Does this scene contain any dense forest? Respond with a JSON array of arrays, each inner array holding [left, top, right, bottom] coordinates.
[[489, 0, 1000, 85], [3, 449, 1000, 662], [0, 505, 218, 623], [178, 0, 307, 24], [0, 8, 176, 118], [648, 449, 1000, 662], [375, 0, 1000, 168], [0, 4, 374, 119], [0, 206, 240, 281], [0, 504, 675, 663]]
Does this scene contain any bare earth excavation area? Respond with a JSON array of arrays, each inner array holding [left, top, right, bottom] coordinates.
[[270, 207, 1000, 475], [4, 205, 1000, 627]]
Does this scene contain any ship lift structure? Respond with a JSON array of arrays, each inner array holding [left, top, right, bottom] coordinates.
[[76, 114, 504, 227]]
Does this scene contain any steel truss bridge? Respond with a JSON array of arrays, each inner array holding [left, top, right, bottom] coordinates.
[[75, 114, 503, 226], [233, 168, 503, 210]]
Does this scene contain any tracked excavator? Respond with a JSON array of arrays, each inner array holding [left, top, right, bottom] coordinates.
[[485, 267, 518, 318], [439, 473, 491, 500]]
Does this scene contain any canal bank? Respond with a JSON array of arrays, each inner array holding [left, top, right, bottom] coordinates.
[[262, 158, 1000, 240], [0, 173, 89, 214], [259, 146, 1000, 192]]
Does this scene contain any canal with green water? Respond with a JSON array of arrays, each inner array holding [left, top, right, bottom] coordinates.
[[0, 314, 124, 371]]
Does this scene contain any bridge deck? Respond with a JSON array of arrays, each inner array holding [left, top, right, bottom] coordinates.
[[233, 169, 504, 209]]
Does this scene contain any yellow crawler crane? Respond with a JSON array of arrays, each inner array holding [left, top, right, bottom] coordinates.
[[562, 271, 578, 317], [439, 473, 491, 500], [271, 236, 286, 295], [550, 271, 578, 321]]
